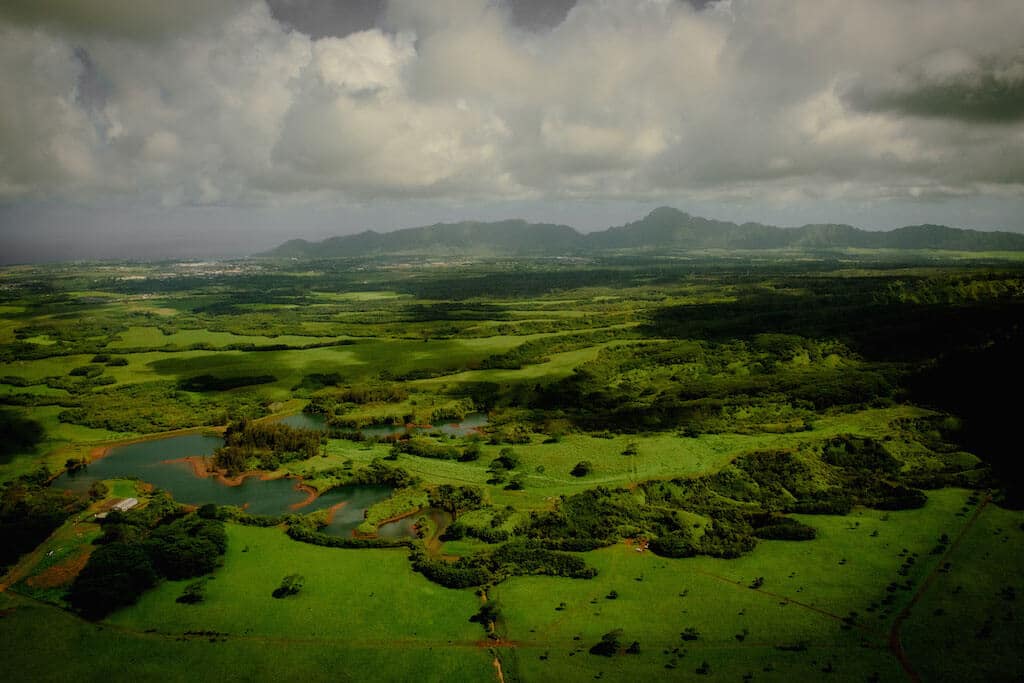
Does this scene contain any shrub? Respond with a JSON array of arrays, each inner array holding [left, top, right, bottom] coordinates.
[[176, 579, 207, 604], [272, 574, 304, 599], [589, 629, 622, 656], [68, 542, 158, 619], [570, 461, 593, 477]]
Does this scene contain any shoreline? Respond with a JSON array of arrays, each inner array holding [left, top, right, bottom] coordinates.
[[46, 425, 226, 486], [372, 507, 422, 527], [58, 423, 331, 511], [82, 426, 227, 467], [176, 456, 323, 510], [354, 507, 424, 539]]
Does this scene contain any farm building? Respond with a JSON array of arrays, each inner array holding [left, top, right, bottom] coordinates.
[[95, 497, 139, 519]]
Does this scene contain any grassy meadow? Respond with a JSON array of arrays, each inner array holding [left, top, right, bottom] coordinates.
[[2, 255, 1023, 681]]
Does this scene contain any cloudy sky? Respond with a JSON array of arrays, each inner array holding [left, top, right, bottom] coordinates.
[[2, 0, 1023, 262]]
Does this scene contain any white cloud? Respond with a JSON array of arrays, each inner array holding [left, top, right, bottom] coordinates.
[[0, 0, 1022, 207]]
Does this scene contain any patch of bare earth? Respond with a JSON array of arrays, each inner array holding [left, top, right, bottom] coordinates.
[[26, 547, 94, 589]]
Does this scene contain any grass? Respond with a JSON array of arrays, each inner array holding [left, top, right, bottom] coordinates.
[[0, 522, 494, 681], [414, 344, 616, 387], [107, 326, 337, 350], [2, 258, 1022, 681], [900, 498, 1024, 681], [492, 488, 976, 682], [303, 405, 933, 512], [0, 405, 136, 481], [359, 489, 430, 533], [108, 524, 483, 644], [0, 592, 493, 683], [5, 480, 142, 603]]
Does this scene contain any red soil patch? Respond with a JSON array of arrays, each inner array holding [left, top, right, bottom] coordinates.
[[26, 547, 94, 590], [88, 446, 110, 461], [376, 508, 421, 528], [289, 483, 320, 510], [170, 457, 325, 511], [323, 501, 349, 525], [173, 456, 294, 488]]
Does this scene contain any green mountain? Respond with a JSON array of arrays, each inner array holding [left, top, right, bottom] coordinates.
[[265, 220, 580, 258], [261, 207, 1024, 257]]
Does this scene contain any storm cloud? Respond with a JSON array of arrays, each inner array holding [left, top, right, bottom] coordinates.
[[843, 49, 1024, 124], [1, 0, 1023, 249]]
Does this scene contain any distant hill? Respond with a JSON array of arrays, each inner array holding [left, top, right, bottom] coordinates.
[[265, 220, 579, 258], [261, 207, 1024, 258]]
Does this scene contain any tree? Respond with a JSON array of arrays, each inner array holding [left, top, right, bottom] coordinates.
[[680, 627, 700, 641], [146, 517, 227, 580], [176, 579, 207, 604], [459, 442, 482, 462], [196, 503, 221, 519], [494, 447, 520, 469], [470, 601, 502, 632], [650, 530, 696, 558], [87, 481, 109, 501], [272, 574, 304, 598], [589, 629, 623, 656], [570, 461, 593, 477], [504, 475, 526, 491], [68, 542, 157, 619], [428, 485, 484, 518]]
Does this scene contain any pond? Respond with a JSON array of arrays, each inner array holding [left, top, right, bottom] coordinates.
[[374, 508, 453, 540], [375, 514, 419, 539], [361, 412, 489, 440], [318, 485, 395, 537], [54, 433, 391, 518], [276, 411, 489, 440], [278, 412, 329, 431]]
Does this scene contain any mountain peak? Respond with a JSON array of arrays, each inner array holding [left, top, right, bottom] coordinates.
[[645, 206, 689, 220]]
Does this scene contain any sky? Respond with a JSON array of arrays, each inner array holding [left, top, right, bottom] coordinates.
[[1, 0, 1023, 262]]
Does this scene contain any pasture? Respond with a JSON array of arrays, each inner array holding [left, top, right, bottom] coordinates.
[[2, 256, 1023, 681]]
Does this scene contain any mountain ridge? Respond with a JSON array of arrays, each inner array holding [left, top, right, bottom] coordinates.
[[260, 207, 1024, 257]]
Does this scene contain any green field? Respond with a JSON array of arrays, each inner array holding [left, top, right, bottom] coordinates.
[[493, 488, 987, 681], [2, 256, 1023, 681], [109, 524, 483, 643]]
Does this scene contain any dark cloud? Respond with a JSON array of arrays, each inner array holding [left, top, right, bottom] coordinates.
[[506, 0, 576, 30], [1, 0, 1023, 215], [0, 0, 250, 40], [267, 0, 383, 39], [268, 0, 580, 39], [845, 52, 1024, 123], [73, 47, 110, 112]]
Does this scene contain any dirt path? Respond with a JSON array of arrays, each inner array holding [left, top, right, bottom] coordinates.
[[688, 566, 877, 633], [888, 494, 991, 682], [492, 656, 505, 683]]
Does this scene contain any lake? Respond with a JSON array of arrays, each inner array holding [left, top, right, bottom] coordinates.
[[55, 433, 393, 519]]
